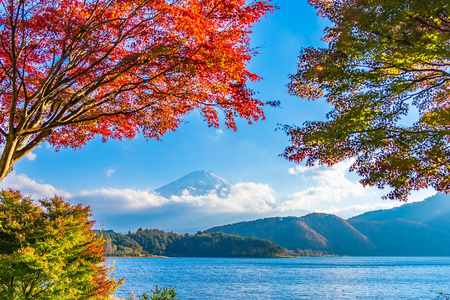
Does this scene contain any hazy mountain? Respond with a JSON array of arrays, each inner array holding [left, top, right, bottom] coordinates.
[[205, 216, 327, 251], [350, 193, 450, 232], [206, 211, 450, 256], [155, 170, 231, 199], [301, 213, 375, 255], [349, 219, 450, 256], [206, 214, 376, 255]]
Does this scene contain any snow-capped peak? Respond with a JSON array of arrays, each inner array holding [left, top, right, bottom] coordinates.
[[155, 170, 232, 199]]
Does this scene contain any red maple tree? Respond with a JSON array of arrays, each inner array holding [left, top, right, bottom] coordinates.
[[0, 0, 275, 181]]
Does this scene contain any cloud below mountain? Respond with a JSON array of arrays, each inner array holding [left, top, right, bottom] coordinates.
[[0, 171, 276, 214], [75, 183, 275, 215], [168, 182, 276, 213], [77, 188, 169, 212], [0, 168, 436, 232]]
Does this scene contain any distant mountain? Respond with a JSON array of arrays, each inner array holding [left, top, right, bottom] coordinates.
[[206, 216, 327, 252], [349, 219, 450, 256], [301, 214, 375, 255], [155, 170, 231, 199], [206, 214, 377, 255], [96, 170, 309, 234], [350, 193, 450, 232], [206, 211, 450, 256]]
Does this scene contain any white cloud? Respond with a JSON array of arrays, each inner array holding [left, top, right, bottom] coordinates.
[[210, 129, 224, 141], [288, 165, 309, 175], [408, 188, 437, 203], [0, 171, 72, 199], [319, 202, 404, 218], [0, 169, 277, 215], [279, 160, 373, 211], [169, 182, 276, 213], [106, 167, 116, 177], [25, 152, 36, 161], [77, 188, 168, 212], [229, 183, 276, 212], [72, 182, 276, 214]]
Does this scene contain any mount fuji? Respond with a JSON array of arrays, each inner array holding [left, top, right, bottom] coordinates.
[[88, 170, 309, 233], [156, 170, 231, 199]]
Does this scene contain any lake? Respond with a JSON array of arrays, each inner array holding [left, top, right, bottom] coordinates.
[[110, 257, 450, 299]]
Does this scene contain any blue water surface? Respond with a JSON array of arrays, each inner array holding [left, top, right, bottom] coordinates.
[[110, 257, 450, 299]]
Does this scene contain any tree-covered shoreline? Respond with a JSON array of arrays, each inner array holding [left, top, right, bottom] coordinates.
[[100, 228, 293, 258]]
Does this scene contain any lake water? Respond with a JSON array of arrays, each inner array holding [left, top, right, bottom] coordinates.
[[110, 257, 450, 299]]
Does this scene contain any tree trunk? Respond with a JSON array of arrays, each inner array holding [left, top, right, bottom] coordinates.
[[0, 130, 52, 183], [0, 137, 20, 182]]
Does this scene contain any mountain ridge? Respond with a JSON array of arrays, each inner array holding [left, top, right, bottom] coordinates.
[[206, 213, 378, 255], [206, 194, 450, 256], [350, 193, 450, 232]]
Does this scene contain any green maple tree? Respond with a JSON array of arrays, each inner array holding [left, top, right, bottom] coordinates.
[[0, 189, 122, 299], [284, 0, 450, 200]]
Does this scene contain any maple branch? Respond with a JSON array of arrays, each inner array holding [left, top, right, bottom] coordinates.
[[48, 40, 204, 128], [8, 0, 18, 134], [63, 97, 164, 125], [12, 129, 52, 162], [20, 2, 158, 122], [206, 0, 227, 18], [15, 95, 166, 137], [414, 15, 450, 33]]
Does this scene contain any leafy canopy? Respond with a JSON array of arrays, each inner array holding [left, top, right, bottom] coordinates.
[[284, 0, 450, 200], [0, 189, 122, 300], [0, 0, 275, 181]]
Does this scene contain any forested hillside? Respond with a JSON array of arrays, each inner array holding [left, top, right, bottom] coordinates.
[[101, 229, 286, 258]]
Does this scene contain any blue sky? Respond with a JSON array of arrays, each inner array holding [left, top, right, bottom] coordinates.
[[0, 0, 438, 232]]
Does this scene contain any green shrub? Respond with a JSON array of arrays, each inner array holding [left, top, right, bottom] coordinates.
[[126, 286, 179, 300]]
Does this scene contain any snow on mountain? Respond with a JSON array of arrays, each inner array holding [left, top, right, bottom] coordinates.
[[155, 170, 232, 199]]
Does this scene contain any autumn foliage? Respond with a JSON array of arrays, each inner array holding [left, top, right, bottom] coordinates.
[[284, 0, 450, 200], [0, 189, 122, 299], [0, 0, 274, 181]]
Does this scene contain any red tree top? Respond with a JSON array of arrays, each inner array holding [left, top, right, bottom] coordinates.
[[0, 0, 275, 180]]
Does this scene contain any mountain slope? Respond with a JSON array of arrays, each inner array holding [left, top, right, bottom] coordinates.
[[349, 219, 450, 256], [206, 212, 450, 256], [155, 170, 231, 199], [206, 216, 328, 251], [350, 193, 450, 232], [301, 213, 375, 255], [206, 214, 377, 255]]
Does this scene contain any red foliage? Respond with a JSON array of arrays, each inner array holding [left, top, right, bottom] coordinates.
[[0, 0, 275, 179]]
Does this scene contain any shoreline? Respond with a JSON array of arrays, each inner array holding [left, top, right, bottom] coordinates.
[[104, 255, 321, 258], [105, 255, 169, 258]]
